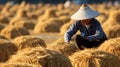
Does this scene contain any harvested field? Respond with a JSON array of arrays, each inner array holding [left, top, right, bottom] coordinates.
[[0, 2, 120, 67]]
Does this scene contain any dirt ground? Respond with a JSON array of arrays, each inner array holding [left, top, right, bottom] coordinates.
[[34, 33, 63, 44]]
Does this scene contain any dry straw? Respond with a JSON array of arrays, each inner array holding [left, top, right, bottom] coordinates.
[[60, 20, 74, 35], [98, 37, 120, 59], [48, 42, 79, 57], [12, 36, 46, 50], [8, 47, 72, 67], [34, 18, 61, 33], [38, 8, 57, 22], [10, 20, 35, 30], [0, 63, 39, 67], [96, 14, 107, 24], [0, 39, 17, 62], [69, 49, 120, 67], [0, 25, 30, 39], [47, 37, 79, 57], [0, 24, 5, 32], [0, 35, 8, 40], [102, 10, 120, 38], [0, 16, 9, 24], [103, 25, 120, 38]]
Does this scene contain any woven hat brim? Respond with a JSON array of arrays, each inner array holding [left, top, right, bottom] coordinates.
[[71, 7, 100, 20]]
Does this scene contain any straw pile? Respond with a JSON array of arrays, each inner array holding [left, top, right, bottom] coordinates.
[[0, 35, 8, 40], [58, 16, 70, 25], [34, 18, 61, 33], [0, 24, 5, 32], [69, 49, 120, 67], [8, 47, 72, 67], [57, 4, 64, 11], [16, 9, 27, 18], [98, 37, 120, 59], [60, 20, 74, 35], [0, 25, 30, 39], [0, 39, 18, 62], [0, 63, 39, 67], [108, 25, 120, 38], [38, 8, 57, 22], [96, 14, 107, 24], [0, 16, 9, 24], [12, 36, 46, 50], [102, 10, 120, 38], [47, 39, 79, 57], [9, 20, 35, 30]]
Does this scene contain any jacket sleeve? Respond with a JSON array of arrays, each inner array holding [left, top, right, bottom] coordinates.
[[64, 22, 78, 42], [86, 21, 106, 41]]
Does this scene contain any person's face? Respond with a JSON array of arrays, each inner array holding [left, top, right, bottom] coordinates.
[[80, 19, 92, 25]]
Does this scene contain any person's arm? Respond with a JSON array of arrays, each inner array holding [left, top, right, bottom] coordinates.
[[86, 22, 106, 41], [64, 22, 78, 42]]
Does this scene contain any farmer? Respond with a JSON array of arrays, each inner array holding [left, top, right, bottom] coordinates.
[[64, 4, 107, 50]]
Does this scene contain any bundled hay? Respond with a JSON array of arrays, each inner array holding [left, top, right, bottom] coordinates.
[[9, 20, 35, 30], [46, 18, 63, 26], [0, 39, 18, 62], [103, 25, 120, 38], [0, 25, 30, 39], [9, 16, 30, 26], [58, 16, 70, 25], [38, 8, 57, 22], [102, 10, 120, 28], [0, 63, 38, 67], [69, 49, 120, 67], [98, 37, 120, 59], [9, 4, 19, 13], [1, 2, 11, 15], [60, 20, 74, 35], [0, 16, 9, 24], [13, 36, 46, 50], [57, 4, 64, 11], [0, 35, 8, 40], [34, 19, 60, 33], [8, 47, 72, 67], [108, 25, 120, 38], [56, 11, 69, 17], [96, 14, 107, 24], [47, 38, 79, 57], [0, 24, 5, 32], [16, 9, 28, 18], [102, 10, 120, 38]]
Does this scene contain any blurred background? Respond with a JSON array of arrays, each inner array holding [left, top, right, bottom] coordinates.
[[0, 0, 120, 43], [0, 0, 120, 4]]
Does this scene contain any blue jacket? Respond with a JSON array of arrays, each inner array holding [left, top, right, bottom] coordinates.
[[64, 19, 107, 42]]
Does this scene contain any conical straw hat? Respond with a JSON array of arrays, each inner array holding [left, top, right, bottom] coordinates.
[[71, 4, 99, 20]]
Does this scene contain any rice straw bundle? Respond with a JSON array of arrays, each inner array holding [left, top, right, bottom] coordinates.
[[0, 25, 30, 39], [60, 20, 74, 35], [34, 19, 60, 33], [12, 36, 46, 50], [0, 39, 18, 62], [0, 16, 9, 24], [47, 39, 79, 57], [69, 49, 120, 67], [0, 63, 39, 67], [98, 37, 120, 59], [8, 47, 72, 67], [10, 20, 35, 30]]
